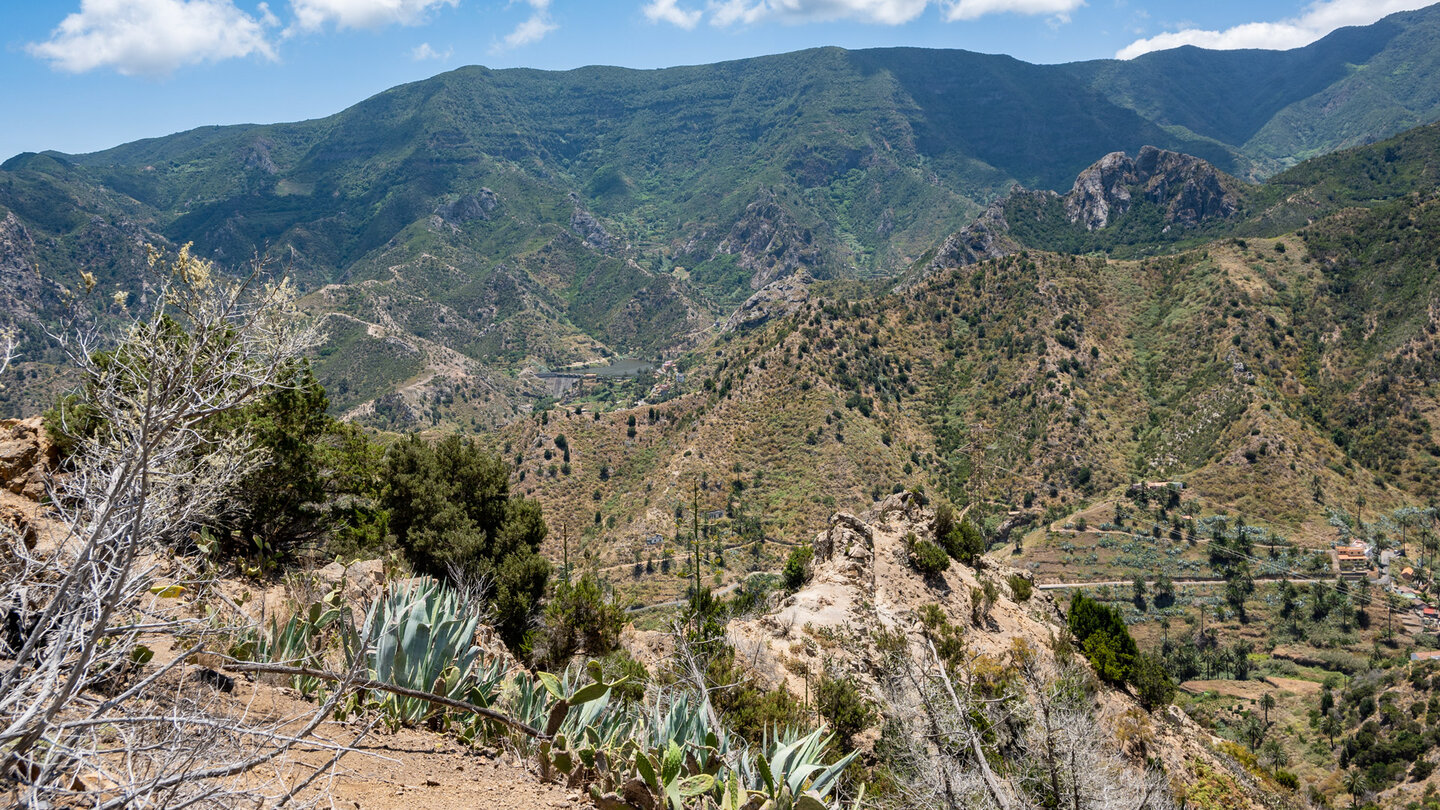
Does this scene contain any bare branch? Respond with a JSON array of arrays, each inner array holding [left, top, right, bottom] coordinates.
[[220, 660, 549, 739]]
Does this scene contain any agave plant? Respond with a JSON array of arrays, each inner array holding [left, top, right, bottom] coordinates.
[[359, 578, 493, 727], [249, 587, 348, 696], [748, 728, 858, 809]]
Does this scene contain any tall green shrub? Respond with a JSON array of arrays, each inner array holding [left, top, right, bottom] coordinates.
[[383, 434, 550, 648]]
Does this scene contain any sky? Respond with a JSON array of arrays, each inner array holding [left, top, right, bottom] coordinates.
[[2, 0, 1436, 162]]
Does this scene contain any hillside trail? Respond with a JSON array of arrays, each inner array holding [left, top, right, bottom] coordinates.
[[137, 643, 581, 810]]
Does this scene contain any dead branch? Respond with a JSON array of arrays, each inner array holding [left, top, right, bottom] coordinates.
[[220, 660, 549, 739]]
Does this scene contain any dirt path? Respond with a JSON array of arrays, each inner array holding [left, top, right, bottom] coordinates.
[[320, 733, 580, 810], [230, 675, 580, 810], [1037, 577, 1322, 590]]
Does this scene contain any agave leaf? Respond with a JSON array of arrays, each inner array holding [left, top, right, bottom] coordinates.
[[806, 749, 858, 798]]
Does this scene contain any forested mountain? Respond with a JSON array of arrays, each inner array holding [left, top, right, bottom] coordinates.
[[3, 5, 1440, 424]]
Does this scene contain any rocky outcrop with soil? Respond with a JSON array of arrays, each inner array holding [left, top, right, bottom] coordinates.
[[721, 271, 812, 332], [916, 198, 1021, 277], [728, 492, 1273, 809], [714, 189, 823, 290], [729, 492, 1067, 700], [0, 417, 61, 555]]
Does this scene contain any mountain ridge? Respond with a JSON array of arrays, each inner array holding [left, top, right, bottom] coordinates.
[[4, 4, 1440, 424]]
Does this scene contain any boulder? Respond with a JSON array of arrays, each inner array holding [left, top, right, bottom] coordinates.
[[314, 558, 387, 605], [0, 417, 57, 500]]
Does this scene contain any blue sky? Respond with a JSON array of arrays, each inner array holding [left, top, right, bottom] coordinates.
[[2, 0, 1436, 161]]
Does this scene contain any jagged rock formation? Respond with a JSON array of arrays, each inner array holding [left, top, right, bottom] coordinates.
[[569, 194, 614, 251], [918, 199, 1020, 275], [242, 138, 278, 175], [1064, 146, 1240, 231], [907, 146, 1241, 288], [721, 272, 812, 333], [714, 189, 822, 290], [435, 189, 499, 224]]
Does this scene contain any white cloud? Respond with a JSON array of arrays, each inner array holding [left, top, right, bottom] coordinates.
[[643, 0, 702, 28], [289, 0, 457, 32], [496, 0, 556, 49], [1117, 0, 1436, 59], [648, 0, 1076, 28], [945, 0, 1083, 22], [411, 41, 452, 59], [27, 0, 277, 77]]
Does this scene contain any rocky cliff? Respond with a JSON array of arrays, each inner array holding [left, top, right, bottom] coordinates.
[[1064, 146, 1241, 231]]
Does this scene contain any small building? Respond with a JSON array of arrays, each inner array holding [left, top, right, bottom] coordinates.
[[644, 534, 664, 546], [1412, 650, 1440, 662], [1336, 546, 1370, 578], [1402, 567, 1416, 581]]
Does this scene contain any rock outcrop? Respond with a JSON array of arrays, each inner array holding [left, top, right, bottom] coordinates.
[[721, 271, 812, 333], [714, 189, 822, 290], [1064, 146, 1240, 231], [569, 194, 614, 251], [0, 417, 57, 501], [912, 198, 1021, 280], [730, 492, 1063, 701], [436, 189, 499, 224], [0, 417, 60, 554], [728, 492, 1269, 808]]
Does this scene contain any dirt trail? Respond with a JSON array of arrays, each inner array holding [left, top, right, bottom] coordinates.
[[224, 674, 580, 810]]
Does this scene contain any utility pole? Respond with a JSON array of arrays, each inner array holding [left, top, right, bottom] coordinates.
[[692, 476, 701, 603], [561, 521, 570, 585]]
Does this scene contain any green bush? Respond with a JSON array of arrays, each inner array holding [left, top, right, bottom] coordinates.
[[1274, 770, 1299, 790], [707, 642, 808, 743], [783, 545, 815, 590], [1067, 593, 1138, 685], [535, 573, 626, 669], [1008, 574, 1033, 602], [1132, 652, 1176, 710], [940, 518, 985, 566], [383, 434, 550, 650], [816, 670, 876, 751], [912, 539, 951, 575]]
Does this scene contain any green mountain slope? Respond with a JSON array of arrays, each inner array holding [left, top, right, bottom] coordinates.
[[4, 4, 1440, 422], [431, 121, 1440, 613]]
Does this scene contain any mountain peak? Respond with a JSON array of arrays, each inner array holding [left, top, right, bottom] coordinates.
[[1065, 146, 1241, 231]]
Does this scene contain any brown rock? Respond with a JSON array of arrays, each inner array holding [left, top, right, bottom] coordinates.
[[0, 503, 37, 549], [0, 417, 57, 500]]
